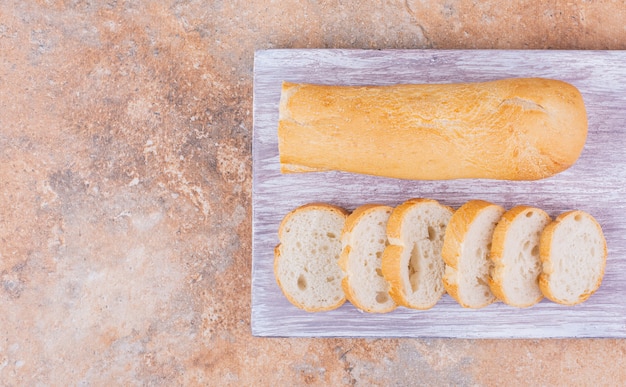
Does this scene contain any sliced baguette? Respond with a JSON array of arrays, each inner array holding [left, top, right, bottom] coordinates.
[[382, 198, 454, 309], [442, 200, 505, 308], [274, 203, 349, 312], [338, 204, 396, 313], [539, 210, 607, 305], [489, 206, 551, 307]]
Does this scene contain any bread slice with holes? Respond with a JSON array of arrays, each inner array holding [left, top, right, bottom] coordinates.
[[539, 210, 607, 305], [489, 206, 551, 307], [274, 203, 349, 312], [442, 200, 505, 308], [382, 198, 454, 309], [338, 204, 396, 313]]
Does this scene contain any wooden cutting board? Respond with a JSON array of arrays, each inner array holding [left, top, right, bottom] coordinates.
[[251, 49, 626, 338]]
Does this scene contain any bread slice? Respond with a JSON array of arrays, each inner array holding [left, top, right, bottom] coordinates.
[[338, 204, 396, 313], [489, 206, 551, 307], [382, 198, 454, 309], [442, 200, 505, 308], [539, 210, 607, 305], [274, 203, 349, 312]]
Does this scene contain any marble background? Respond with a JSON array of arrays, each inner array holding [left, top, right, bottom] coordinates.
[[0, 1, 624, 385]]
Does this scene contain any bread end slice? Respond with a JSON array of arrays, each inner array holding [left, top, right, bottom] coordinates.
[[442, 200, 505, 308], [539, 210, 607, 305], [274, 203, 349, 312]]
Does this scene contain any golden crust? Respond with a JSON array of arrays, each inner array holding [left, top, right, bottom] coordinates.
[[442, 200, 504, 308], [337, 240, 350, 273], [441, 269, 461, 308], [274, 203, 349, 312], [488, 205, 550, 307], [381, 245, 409, 307], [538, 210, 607, 305], [278, 78, 587, 180]]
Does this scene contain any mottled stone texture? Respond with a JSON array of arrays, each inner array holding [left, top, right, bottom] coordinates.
[[0, 0, 624, 385]]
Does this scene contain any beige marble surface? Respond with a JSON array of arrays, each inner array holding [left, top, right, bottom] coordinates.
[[1, 1, 625, 385]]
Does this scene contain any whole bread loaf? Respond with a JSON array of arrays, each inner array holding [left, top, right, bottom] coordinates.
[[278, 78, 587, 180]]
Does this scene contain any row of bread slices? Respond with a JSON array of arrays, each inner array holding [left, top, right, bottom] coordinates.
[[273, 199, 607, 313]]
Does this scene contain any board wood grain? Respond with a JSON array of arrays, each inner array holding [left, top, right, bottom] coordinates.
[[251, 49, 626, 338]]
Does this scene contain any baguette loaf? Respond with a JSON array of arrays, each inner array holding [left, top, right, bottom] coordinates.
[[382, 198, 453, 309], [278, 78, 587, 180], [489, 206, 551, 307], [274, 203, 349, 312], [442, 200, 505, 308], [539, 211, 607, 305], [338, 204, 396, 313]]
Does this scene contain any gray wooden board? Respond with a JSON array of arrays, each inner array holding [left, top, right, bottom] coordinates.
[[251, 49, 626, 338]]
